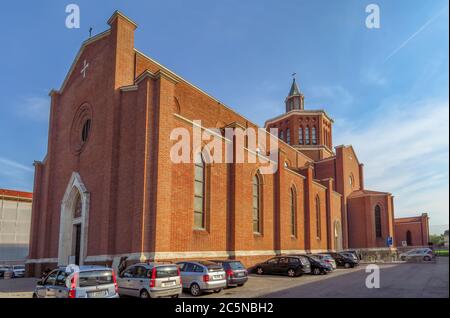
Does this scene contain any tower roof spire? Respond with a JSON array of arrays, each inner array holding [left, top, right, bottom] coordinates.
[[288, 76, 300, 97], [285, 74, 304, 112]]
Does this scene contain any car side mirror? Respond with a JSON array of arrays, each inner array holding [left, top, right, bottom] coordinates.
[[37, 280, 43, 286]]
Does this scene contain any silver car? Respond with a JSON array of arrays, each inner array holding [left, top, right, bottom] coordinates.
[[33, 266, 119, 298], [117, 263, 182, 298], [12, 265, 25, 278], [399, 248, 434, 261], [312, 254, 337, 269], [176, 261, 226, 296]]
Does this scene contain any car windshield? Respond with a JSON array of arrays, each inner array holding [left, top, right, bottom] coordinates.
[[299, 256, 310, 265], [78, 270, 114, 287], [228, 262, 245, 270], [153, 266, 178, 278]]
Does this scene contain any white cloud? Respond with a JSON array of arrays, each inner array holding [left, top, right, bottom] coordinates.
[[15, 96, 50, 121], [307, 85, 354, 107], [0, 157, 34, 191], [334, 99, 449, 227]]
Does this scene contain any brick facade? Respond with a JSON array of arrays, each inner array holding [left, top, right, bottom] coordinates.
[[394, 214, 430, 247], [26, 11, 419, 276]]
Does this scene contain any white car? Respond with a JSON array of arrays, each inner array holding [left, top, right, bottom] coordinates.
[[12, 265, 25, 278], [399, 248, 434, 261]]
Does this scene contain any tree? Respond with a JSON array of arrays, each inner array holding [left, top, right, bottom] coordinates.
[[429, 234, 444, 246]]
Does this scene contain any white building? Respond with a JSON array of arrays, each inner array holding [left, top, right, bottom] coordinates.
[[0, 189, 32, 265]]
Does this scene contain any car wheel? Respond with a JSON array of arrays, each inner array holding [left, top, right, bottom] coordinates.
[[237, 284, 245, 287], [424, 256, 431, 262], [256, 267, 264, 275], [287, 268, 296, 277], [400, 256, 406, 261], [190, 283, 201, 297], [171, 294, 179, 298], [313, 268, 321, 275], [214, 289, 222, 293], [344, 263, 351, 269], [140, 290, 151, 299], [32, 293, 38, 298]]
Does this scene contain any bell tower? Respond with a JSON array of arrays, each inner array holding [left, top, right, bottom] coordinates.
[[285, 78, 305, 112], [265, 77, 335, 161]]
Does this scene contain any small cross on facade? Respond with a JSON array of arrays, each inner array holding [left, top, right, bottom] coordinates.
[[81, 60, 89, 79]]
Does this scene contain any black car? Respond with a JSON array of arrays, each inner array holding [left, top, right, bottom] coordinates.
[[326, 252, 358, 268], [209, 260, 248, 287], [255, 256, 311, 277], [301, 255, 333, 275]]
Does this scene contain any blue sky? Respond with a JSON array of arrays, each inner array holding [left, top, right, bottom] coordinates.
[[0, 1, 448, 232]]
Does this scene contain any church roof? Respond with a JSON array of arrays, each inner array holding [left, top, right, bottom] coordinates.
[[288, 78, 301, 96], [348, 189, 391, 198]]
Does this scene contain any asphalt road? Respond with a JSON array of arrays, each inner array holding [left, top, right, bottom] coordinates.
[[0, 258, 448, 298], [264, 257, 449, 298]]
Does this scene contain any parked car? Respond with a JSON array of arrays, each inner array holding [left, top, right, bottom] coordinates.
[[254, 256, 311, 277], [11, 265, 25, 278], [311, 254, 337, 269], [325, 252, 358, 268], [0, 266, 13, 279], [399, 248, 434, 261], [301, 255, 332, 275], [176, 261, 227, 296], [33, 266, 119, 298], [341, 252, 360, 264], [208, 260, 248, 287], [117, 263, 182, 298]]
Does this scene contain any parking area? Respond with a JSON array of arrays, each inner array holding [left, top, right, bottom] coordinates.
[[1, 258, 448, 298]]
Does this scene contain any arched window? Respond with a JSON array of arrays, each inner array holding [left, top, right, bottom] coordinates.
[[315, 195, 321, 239], [349, 174, 354, 189], [194, 153, 206, 229], [81, 119, 91, 143], [375, 205, 382, 238], [406, 230, 412, 246], [299, 128, 303, 145], [305, 127, 310, 145], [290, 187, 297, 237], [252, 174, 262, 234], [73, 192, 82, 219], [294, 98, 299, 109], [286, 128, 291, 144], [312, 127, 317, 145]]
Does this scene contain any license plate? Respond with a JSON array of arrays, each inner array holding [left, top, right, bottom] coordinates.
[[213, 275, 223, 280], [88, 290, 107, 298], [236, 272, 244, 277], [162, 281, 176, 287]]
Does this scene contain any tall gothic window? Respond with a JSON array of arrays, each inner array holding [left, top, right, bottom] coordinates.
[[73, 192, 82, 219], [286, 128, 291, 144], [299, 128, 303, 145], [294, 98, 299, 109], [305, 127, 310, 145], [279, 130, 284, 141], [253, 174, 262, 234], [290, 187, 297, 237], [316, 195, 321, 239], [194, 153, 206, 229], [312, 127, 317, 145], [375, 205, 382, 238]]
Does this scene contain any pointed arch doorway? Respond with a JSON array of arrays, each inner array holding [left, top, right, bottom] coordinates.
[[58, 172, 90, 266]]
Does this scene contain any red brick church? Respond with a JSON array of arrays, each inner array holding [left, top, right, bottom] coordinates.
[[26, 12, 425, 276]]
